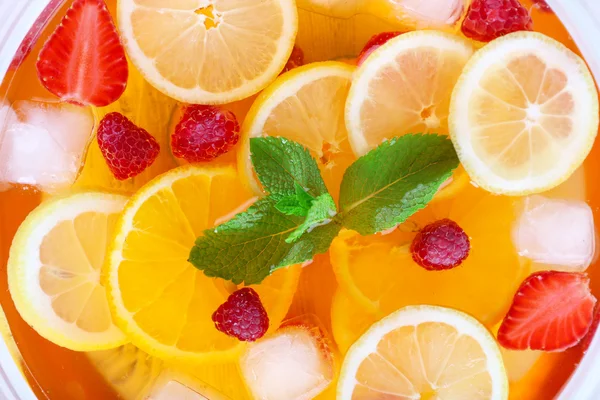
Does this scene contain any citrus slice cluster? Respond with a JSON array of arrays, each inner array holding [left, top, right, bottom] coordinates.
[[8, 166, 300, 361]]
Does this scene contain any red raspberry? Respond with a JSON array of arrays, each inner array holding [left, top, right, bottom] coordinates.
[[532, 0, 551, 12], [461, 0, 533, 42], [411, 219, 470, 271], [97, 112, 160, 180], [281, 46, 305, 74], [357, 32, 404, 66], [212, 288, 269, 342], [171, 105, 240, 163]]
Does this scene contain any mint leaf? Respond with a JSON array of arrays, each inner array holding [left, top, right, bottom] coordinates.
[[338, 134, 459, 235], [250, 137, 328, 197], [275, 182, 316, 217], [189, 198, 340, 285], [275, 196, 309, 217], [294, 182, 315, 209], [286, 193, 337, 243]]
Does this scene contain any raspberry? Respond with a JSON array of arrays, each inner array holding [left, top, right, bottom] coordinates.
[[281, 46, 305, 74], [532, 0, 551, 12], [461, 0, 533, 42], [212, 288, 269, 342], [171, 105, 240, 163], [357, 32, 404, 66], [410, 219, 470, 271], [97, 112, 160, 180]]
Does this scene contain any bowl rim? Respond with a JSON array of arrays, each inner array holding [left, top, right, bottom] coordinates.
[[0, 0, 600, 399]]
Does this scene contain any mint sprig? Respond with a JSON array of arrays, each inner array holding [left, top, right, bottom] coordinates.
[[189, 134, 459, 285]]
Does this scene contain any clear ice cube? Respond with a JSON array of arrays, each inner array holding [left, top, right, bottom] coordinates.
[[392, 0, 467, 27], [145, 372, 229, 400], [0, 103, 18, 192], [240, 325, 334, 400], [0, 101, 94, 193], [512, 195, 596, 272]]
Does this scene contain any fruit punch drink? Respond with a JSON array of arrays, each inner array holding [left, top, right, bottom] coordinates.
[[1, 0, 600, 399]]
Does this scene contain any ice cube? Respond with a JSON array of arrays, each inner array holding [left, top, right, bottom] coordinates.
[[240, 325, 334, 400], [0, 101, 94, 193], [391, 0, 467, 27], [147, 381, 209, 400], [0, 103, 18, 133], [145, 372, 229, 400], [512, 196, 596, 272], [0, 104, 18, 192]]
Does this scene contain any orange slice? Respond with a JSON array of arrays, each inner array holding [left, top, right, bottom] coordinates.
[[104, 165, 300, 362], [331, 184, 529, 326]]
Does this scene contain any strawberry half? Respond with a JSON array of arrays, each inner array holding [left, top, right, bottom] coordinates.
[[498, 271, 597, 352], [36, 0, 128, 107]]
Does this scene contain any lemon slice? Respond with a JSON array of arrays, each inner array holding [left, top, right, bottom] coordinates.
[[337, 305, 508, 400], [345, 31, 474, 157], [118, 0, 298, 104], [8, 193, 127, 351], [239, 61, 355, 199], [449, 32, 599, 195], [104, 164, 301, 362]]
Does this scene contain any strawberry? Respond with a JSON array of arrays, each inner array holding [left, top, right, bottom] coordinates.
[[498, 271, 597, 352], [36, 0, 128, 107], [579, 305, 600, 352]]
